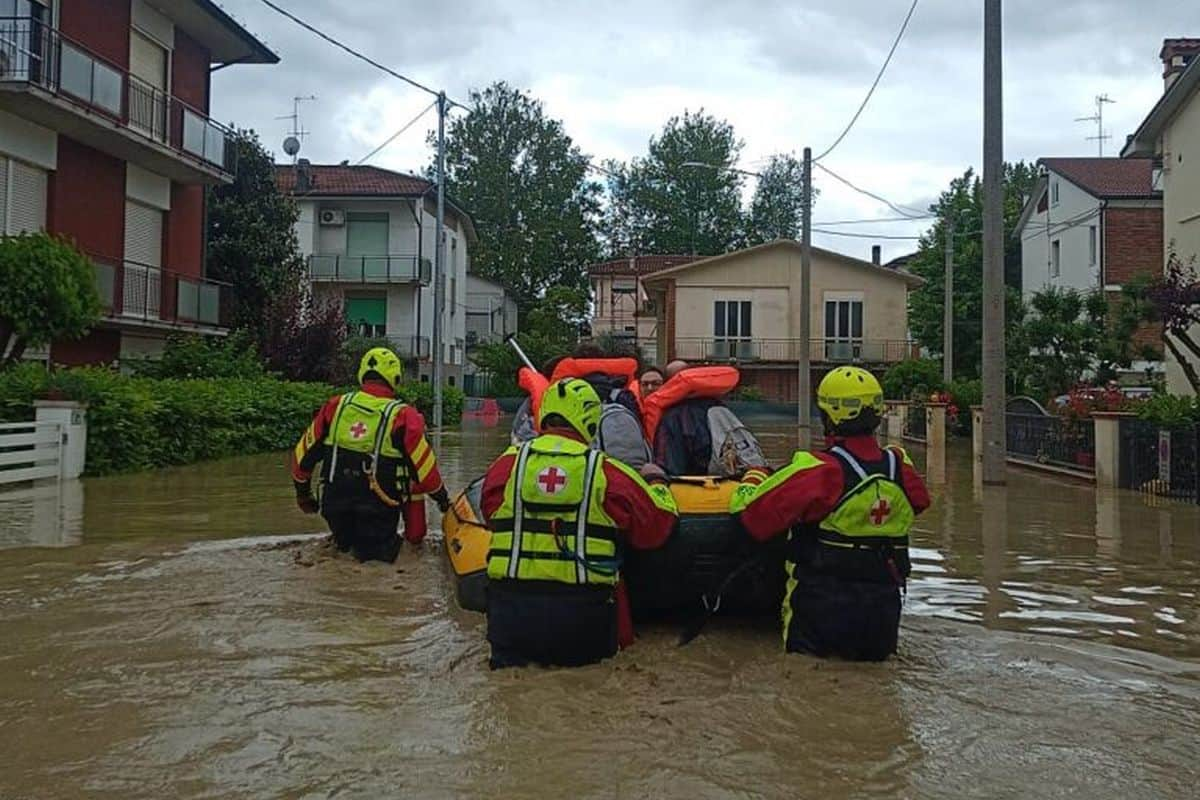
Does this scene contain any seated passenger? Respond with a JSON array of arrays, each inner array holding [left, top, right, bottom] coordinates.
[[644, 363, 766, 477], [639, 366, 665, 398]]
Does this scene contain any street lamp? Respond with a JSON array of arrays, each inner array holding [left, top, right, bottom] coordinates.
[[679, 156, 814, 449]]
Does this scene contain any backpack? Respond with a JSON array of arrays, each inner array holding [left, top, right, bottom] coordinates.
[[595, 402, 652, 468], [705, 405, 767, 477]]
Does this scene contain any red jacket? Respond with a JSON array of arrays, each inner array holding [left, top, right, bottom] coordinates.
[[290, 381, 445, 497], [739, 435, 931, 541], [480, 432, 676, 647]]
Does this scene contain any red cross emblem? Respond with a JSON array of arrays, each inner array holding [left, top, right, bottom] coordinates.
[[537, 466, 568, 495], [349, 421, 368, 440], [869, 497, 891, 526]]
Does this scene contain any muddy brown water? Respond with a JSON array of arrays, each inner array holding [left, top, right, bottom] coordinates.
[[1, 420, 1198, 799]]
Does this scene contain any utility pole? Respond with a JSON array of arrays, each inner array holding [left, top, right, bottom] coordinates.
[[1075, 94, 1115, 157], [981, 0, 1006, 484], [798, 146, 813, 450], [943, 216, 954, 385], [432, 91, 447, 428]]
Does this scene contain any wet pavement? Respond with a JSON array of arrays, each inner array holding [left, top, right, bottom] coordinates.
[[1, 420, 1199, 799]]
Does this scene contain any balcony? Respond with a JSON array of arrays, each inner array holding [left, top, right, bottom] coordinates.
[[672, 338, 919, 364], [308, 254, 432, 285], [91, 256, 230, 330], [0, 18, 235, 183]]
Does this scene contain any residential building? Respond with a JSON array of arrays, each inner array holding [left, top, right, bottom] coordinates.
[[1124, 37, 1200, 395], [1015, 158, 1162, 300], [588, 254, 699, 366], [0, 0, 277, 363], [465, 273, 516, 347], [640, 239, 922, 402], [276, 162, 475, 386]]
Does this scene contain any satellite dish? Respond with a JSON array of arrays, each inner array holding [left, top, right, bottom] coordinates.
[[282, 136, 301, 157]]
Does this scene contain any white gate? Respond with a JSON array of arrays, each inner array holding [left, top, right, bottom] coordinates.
[[0, 421, 63, 487]]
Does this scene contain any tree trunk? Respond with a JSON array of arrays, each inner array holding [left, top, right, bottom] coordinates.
[[1164, 334, 1200, 395]]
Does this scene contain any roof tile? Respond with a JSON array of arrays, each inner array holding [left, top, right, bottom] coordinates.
[[275, 164, 432, 196], [1039, 158, 1158, 199]]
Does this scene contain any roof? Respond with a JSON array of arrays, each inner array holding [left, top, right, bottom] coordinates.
[[1038, 158, 1159, 199], [640, 239, 924, 288], [1160, 38, 1200, 59], [276, 163, 477, 242], [587, 255, 700, 276], [275, 164, 433, 196], [884, 252, 917, 270], [1124, 46, 1200, 157], [159, 0, 279, 64]]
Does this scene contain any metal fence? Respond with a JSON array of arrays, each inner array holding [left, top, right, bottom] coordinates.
[[904, 404, 927, 442], [1005, 413, 1096, 473], [1118, 419, 1199, 503]]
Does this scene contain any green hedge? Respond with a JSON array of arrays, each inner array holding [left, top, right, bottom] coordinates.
[[0, 364, 463, 476]]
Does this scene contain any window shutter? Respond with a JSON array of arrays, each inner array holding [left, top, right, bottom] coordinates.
[[123, 200, 163, 318], [129, 30, 167, 90], [7, 159, 47, 234]]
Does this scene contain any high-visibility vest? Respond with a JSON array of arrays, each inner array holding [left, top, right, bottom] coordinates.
[[323, 391, 410, 499], [788, 445, 915, 584], [487, 435, 623, 587]]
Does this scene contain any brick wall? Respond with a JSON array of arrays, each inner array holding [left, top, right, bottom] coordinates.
[[1104, 206, 1163, 286], [48, 137, 124, 261], [51, 329, 120, 366], [171, 29, 210, 111], [166, 183, 204, 279], [59, 0, 130, 69]]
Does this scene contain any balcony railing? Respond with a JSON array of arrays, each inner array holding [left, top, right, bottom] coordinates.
[[308, 254, 432, 284], [91, 256, 230, 329], [0, 17, 236, 175], [672, 338, 918, 364]]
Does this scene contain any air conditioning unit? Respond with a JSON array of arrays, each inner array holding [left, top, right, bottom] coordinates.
[[318, 209, 345, 226]]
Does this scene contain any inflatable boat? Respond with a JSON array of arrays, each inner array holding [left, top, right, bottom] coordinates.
[[442, 476, 785, 619]]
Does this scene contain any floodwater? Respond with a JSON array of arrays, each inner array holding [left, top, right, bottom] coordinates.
[[1, 420, 1198, 799]]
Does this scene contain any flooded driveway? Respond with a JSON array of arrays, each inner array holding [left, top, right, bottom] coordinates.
[[1, 421, 1198, 799]]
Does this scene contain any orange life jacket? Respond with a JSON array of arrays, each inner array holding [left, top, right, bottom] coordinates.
[[518, 357, 641, 431], [642, 365, 741, 446]]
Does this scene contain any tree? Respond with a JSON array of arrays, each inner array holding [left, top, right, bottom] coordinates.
[[1020, 288, 1105, 399], [257, 284, 347, 384], [0, 232, 101, 366], [745, 153, 809, 245], [438, 82, 601, 310], [603, 110, 745, 257], [207, 128, 305, 336], [1145, 249, 1200, 394], [906, 163, 1039, 379]]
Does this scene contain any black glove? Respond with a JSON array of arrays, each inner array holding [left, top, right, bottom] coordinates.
[[294, 482, 319, 515], [431, 486, 451, 513]]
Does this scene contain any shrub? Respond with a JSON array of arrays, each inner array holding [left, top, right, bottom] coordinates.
[[128, 332, 266, 380], [732, 385, 765, 402], [257, 286, 346, 383], [1136, 394, 1200, 430], [881, 359, 944, 400]]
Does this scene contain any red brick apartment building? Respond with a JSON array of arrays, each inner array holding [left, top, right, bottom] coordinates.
[[0, 0, 276, 363]]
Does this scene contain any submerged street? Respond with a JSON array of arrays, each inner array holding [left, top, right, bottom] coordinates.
[[1, 421, 1198, 799]]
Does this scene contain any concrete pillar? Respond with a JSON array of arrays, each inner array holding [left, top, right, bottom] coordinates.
[[34, 400, 87, 480], [1092, 412, 1130, 490], [886, 401, 907, 442], [971, 405, 984, 471], [926, 402, 948, 484]]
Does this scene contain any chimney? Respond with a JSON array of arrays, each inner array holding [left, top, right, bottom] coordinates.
[[1161, 38, 1200, 91], [295, 158, 312, 193], [872, 244, 882, 265]]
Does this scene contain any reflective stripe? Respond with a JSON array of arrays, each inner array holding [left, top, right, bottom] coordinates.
[[507, 443, 533, 579], [886, 448, 897, 482], [576, 449, 601, 584], [327, 392, 354, 475], [370, 399, 404, 469], [830, 445, 868, 482]]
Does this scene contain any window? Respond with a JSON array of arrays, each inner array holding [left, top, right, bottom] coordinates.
[[345, 296, 387, 338], [0, 156, 48, 235], [1051, 240, 1061, 278], [128, 29, 168, 141], [1089, 226, 1097, 266], [1051, 180, 1060, 206], [123, 200, 164, 319], [713, 300, 752, 359], [824, 296, 864, 361], [346, 213, 389, 279]]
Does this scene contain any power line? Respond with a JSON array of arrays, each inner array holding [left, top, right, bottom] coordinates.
[[813, 0, 920, 162], [812, 228, 922, 240], [815, 214, 935, 226], [256, 0, 464, 108], [813, 162, 928, 219], [355, 100, 438, 165]]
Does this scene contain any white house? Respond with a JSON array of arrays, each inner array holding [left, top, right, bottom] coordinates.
[[465, 274, 517, 347], [276, 162, 475, 387]]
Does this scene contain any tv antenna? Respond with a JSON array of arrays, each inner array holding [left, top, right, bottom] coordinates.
[[277, 95, 316, 162], [1075, 94, 1115, 156]]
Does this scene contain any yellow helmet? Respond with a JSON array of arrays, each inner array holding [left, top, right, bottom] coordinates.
[[817, 367, 885, 426], [538, 378, 602, 441], [357, 347, 403, 390]]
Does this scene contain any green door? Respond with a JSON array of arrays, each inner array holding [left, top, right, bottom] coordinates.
[[346, 213, 389, 280], [345, 296, 386, 337]]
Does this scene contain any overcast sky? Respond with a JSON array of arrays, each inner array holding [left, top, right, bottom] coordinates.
[[211, 0, 1193, 262]]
